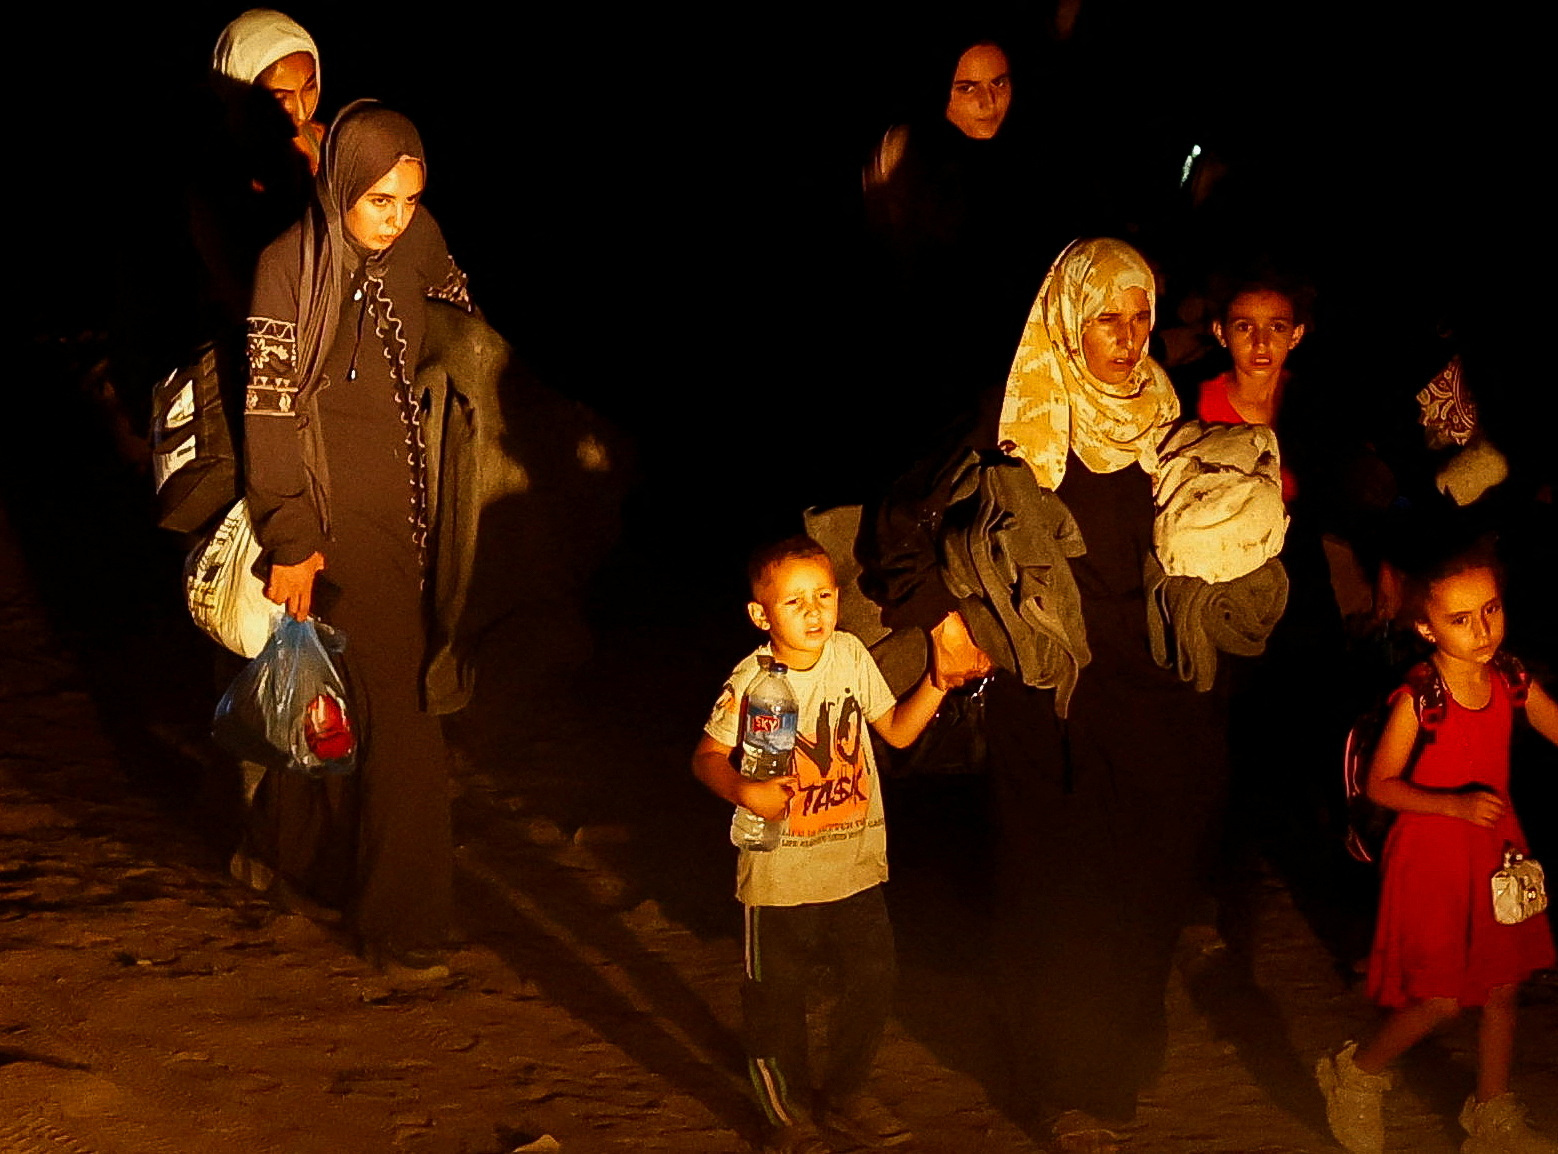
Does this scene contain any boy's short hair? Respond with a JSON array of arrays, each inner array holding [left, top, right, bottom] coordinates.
[[1400, 535, 1504, 625], [748, 535, 832, 597]]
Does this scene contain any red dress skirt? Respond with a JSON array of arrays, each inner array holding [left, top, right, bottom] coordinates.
[[1367, 667, 1554, 1008]]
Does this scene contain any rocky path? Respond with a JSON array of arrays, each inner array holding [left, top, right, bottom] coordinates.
[[3, 501, 1556, 1154]]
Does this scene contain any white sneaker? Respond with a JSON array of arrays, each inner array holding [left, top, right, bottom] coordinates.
[[1316, 1041, 1391, 1154], [1460, 1093, 1558, 1154]]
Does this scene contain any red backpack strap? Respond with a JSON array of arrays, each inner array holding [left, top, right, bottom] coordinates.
[[1344, 671, 1431, 866], [1404, 661, 1448, 735], [1343, 706, 1388, 863], [1492, 651, 1531, 709]]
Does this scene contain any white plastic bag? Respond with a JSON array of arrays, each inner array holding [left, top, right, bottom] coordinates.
[[184, 499, 280, 658]]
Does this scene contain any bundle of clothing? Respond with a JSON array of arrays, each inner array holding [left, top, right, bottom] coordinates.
[[809, 449, 1088, 710], [937, 450, 1089, 714], [812, 422, 1289, 708], [1145, 419, 1290, 691]]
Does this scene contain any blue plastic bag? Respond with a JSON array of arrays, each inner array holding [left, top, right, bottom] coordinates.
[[214, 615, 357, 776]]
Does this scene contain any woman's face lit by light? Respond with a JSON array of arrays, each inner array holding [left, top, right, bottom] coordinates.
[[345, 158, 424, 251], [1082, 287, 1152, 385], [256, 51, 319, 129], [945, 44, 1012, 140]]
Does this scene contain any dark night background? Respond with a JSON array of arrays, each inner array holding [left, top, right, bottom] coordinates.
[[23, 1, 1551, 542], [11, 0, 1552, 740], [13, 0, 1554, 815], [6, 0, 1551, 816], [3, 7, 1556, 1145]]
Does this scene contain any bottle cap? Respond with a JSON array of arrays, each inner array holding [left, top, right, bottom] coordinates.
[[771, 662, 787, 674]]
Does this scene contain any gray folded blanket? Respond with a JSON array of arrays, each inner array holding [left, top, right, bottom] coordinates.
[[939, 452, 1091, 716], [805, 453, 1090, 711], [1144, 553, 1289, 692]]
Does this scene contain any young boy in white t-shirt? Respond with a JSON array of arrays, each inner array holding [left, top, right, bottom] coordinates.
[[693, 535, 947, 1154]]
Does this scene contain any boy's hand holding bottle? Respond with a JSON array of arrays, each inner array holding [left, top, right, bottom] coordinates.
[[736, 773, 800, 821], [731, 661, 800, 851]]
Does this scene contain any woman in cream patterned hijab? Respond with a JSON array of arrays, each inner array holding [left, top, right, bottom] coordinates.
[[997, 237, 1180, 490], [859, 235, 1240, 1151]]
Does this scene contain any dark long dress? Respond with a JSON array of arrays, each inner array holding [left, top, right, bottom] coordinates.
[[1193, 372, 1360, 959], [984, 459, 1228, 1121], [246, 204, 470, 955], [864, 438, 1228, 1122]]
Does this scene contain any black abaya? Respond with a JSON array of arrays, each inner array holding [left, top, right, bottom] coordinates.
[[863, 449, 1230, 1123], [983, 459, 1228, 1121], [243, 105, 470, 956]]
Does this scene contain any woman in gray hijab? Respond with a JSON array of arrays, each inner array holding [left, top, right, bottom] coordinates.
[[243, 102, 473, 976]]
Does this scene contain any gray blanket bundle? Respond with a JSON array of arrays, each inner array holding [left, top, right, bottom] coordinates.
[[937, 453, 1091, 716], [1144, 553, 1288, 692], [807, 443, 1286, 710]]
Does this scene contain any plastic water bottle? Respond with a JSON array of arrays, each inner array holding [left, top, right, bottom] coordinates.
[[730, 662, 798, 852]]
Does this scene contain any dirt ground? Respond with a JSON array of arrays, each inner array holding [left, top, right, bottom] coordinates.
[[3, 490, 1557, 1154]]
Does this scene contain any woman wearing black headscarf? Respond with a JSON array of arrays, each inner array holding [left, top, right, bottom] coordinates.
[[244, 101, 473, 972], [862, 34, 1079, 477]]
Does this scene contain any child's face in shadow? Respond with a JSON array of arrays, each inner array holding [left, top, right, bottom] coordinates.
[[747, 556, 839, 671], [1416, 566, 1505, 669], [345, 158, 424, 251], [1213, 290, 1306, 381]]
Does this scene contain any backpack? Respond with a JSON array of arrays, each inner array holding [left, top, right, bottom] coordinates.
[[1344, 653, 1530, 864], [150, 340, 241, 534]]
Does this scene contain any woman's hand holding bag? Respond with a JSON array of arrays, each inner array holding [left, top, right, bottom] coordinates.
[[214, 615, 357, 776], [265, 552, 327, 620]]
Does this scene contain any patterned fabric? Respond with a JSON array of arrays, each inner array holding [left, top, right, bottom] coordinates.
[[1416, 354, 1479, 450], [244, 101, 427, 423], [362, 259, 432, 567], [426, 258, 472, 313], [997, 238, 1180, 490], [245, 317, 299, 415]]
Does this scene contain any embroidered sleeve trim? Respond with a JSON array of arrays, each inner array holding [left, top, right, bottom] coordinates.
[[426, 258, 474, 313], [246, 317, 299, 416]]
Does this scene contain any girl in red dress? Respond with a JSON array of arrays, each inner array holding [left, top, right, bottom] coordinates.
[[1316, 550, 1558, 1154]]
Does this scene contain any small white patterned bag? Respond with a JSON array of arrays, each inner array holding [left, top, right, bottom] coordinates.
[[1492, 843, 1548, 926]]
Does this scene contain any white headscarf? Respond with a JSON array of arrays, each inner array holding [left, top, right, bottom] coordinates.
[[996, 237, 1179, 490], [212, 8, 320, 88]]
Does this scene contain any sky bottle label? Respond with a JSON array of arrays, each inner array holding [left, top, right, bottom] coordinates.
[[731, 663, 798, 853]]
